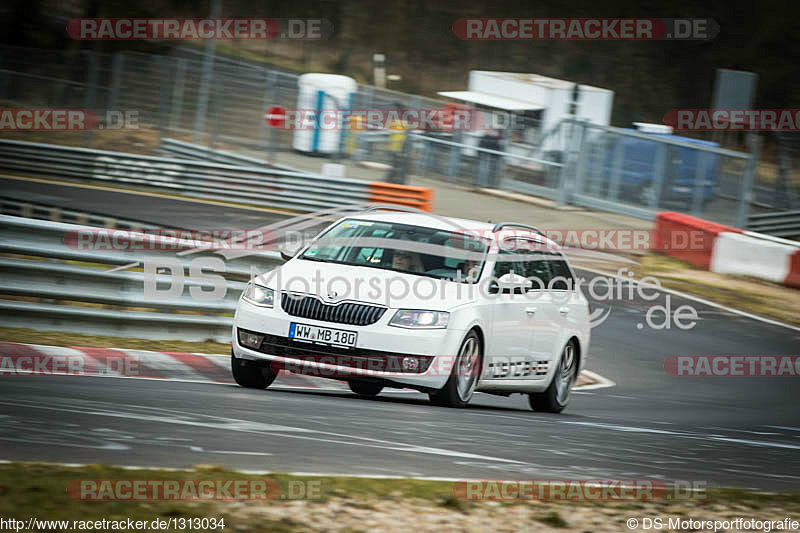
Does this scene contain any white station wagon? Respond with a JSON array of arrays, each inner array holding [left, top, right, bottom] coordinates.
[[232, 209, 590, 412]]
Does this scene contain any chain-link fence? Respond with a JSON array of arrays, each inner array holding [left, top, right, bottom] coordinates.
[[2, 44, 799, 233]]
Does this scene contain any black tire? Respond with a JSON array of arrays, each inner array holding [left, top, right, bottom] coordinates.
[[529, 339, 578, 413], [428, 330, 482, 408], [231, 352, 277, 389], [348, 381, 384, 397]]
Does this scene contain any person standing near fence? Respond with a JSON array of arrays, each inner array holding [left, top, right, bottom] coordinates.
[[478, 128, 502, 188], [385, 101, 409, 184]]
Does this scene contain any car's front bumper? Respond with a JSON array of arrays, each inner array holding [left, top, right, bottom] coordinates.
[[232, 298, 466, 390]]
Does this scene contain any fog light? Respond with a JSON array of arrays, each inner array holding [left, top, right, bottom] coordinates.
[[238, 330, 263, 349], [402, 357, 419, 372]]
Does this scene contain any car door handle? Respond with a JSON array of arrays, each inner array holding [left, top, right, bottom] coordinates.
[[525, 307, 537, 316], [559, 307, 570, 316]]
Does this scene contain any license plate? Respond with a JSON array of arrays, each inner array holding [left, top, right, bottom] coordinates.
[[288, 323, 357, 348]]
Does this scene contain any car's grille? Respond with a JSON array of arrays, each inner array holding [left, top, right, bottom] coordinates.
[[280, 293, 386, 326], [239, 330, 433, 374]]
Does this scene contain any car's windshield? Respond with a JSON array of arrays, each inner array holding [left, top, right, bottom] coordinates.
[[300, 219, 488, 281]]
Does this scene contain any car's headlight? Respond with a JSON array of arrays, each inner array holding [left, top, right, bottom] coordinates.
[[242, 283, 274, 307], [389, 310, 449, 329]]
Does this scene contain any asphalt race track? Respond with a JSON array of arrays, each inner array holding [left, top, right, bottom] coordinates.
[[0, 176, 289, 230], [1, 179, 799, 491]]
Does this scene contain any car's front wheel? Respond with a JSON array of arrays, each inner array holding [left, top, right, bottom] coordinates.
[[231, 352, 277, 389], [529, 339, 578, 413], [429, 330, 482, 408], [348, 381, 384, 397]]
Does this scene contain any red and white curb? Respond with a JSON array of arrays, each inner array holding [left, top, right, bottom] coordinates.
[[0, 342, 611, 392]]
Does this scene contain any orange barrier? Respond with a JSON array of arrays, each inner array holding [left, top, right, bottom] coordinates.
[[368, 182, 434, 212]]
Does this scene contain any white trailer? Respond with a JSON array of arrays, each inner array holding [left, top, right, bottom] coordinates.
[[439, 71, 614, 157]]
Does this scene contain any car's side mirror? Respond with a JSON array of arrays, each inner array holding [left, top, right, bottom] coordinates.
[[279, 240, 306, 262], [496, 272, 532, 294]]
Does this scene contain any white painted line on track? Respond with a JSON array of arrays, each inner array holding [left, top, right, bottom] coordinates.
[[576, 266, 800, 333]]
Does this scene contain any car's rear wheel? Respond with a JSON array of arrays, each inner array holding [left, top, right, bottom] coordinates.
[[529, 339, 578, 413], [231, 352, 277, 389], [348, 381, 384, 397], [429, 330, 482, 408]]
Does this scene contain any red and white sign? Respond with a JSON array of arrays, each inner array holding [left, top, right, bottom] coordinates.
[[265, 106, 286, 128]]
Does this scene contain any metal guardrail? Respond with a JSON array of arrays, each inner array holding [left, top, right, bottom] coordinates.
[[0, 215, 284, 342], [0, 139, 368, 212], [0, 139, 434, 212], [158, 138, 269, 166], [158, 138, 303, 172], [747, 210, 800, 239]]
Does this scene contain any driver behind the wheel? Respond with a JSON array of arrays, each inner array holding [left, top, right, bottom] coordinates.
[[391, 249, 424, 272], [460, 258, 482, 282]]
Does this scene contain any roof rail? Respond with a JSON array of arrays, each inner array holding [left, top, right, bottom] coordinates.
[[361, 204, 424, 214], [491, 222, 547, 237]]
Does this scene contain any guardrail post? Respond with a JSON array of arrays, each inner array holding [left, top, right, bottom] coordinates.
[[168, 58, 186, 131], [735, 133, 762, 228]]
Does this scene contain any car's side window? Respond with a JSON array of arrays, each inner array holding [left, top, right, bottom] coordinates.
[[492, 249, 524, 278], [521, 256, 552, 290], [547, 254, 574, 291]]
